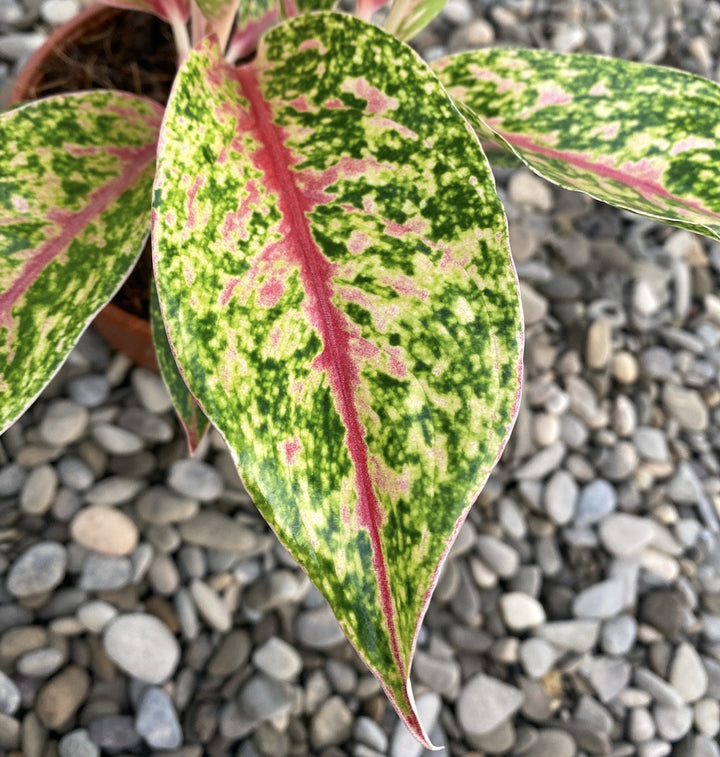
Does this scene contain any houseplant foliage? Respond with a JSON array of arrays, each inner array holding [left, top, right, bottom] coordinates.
[[2, 0, 720, 746]]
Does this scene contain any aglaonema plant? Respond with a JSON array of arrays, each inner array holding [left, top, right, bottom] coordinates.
[[2, 0, 720, 746]]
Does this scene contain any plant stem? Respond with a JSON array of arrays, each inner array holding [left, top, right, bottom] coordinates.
[[383, 0, 410, 35], [169, 11, 192, 66]]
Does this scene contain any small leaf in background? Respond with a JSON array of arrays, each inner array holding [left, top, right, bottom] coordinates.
[[435, 48, 720, 240], [100, 0, 191, 24], [0, 91, 162, 434], [384, 0, 448, 41], [228, 0, 278, 59], [153, 14, 521, 744], [150, 280, 210, 453], [193, 0, 240, 50]]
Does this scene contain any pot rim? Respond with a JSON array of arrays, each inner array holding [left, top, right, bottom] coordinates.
[[10, 4, 124, 107]]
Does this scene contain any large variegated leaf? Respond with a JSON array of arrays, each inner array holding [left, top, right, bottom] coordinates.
[[150, 280, 210, 452], [434, 48, 720, 240], [100, 0, 190, 23], [153, 13, 521, 744], [0, 91, 162, 433]]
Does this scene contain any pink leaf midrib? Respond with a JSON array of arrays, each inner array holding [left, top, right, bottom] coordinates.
[[235, 61, 425, 732]]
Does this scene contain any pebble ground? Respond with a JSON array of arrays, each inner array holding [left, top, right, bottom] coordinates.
[[3, 1, 720, 756]]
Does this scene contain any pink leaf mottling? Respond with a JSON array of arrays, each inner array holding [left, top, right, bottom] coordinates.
[[282, 437, 302, 465], [258, 278, 285, 307]]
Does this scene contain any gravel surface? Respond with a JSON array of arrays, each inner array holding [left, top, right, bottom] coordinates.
[[3, 1, 720, 755]]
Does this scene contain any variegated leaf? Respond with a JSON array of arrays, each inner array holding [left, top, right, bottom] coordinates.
[[150, 280, 210, 452], [153, 14, 521, 744], [434, 48, 720, 240], [0, 91, 162, 433], [100, 0, 190, 24]]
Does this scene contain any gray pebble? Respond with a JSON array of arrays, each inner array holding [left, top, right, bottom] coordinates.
[[189, 578, 232, 632], [629, 707, 656, 742], [118, 407, 174, 443], [694, 698, 720, 738], [296, 605, 346, 649], [572, 578, 626, 619], [252, 636, 302, 681], [39, 400, 88, 445], [87, 715, 142, 751], [581, 655, 631, 702], [457, 673, 523, 737], [91, 423, 145, 455], [239, 674, 295, 721], [58, 729, 99, 757], [168, 459, 223, 501], [519, 637, 556, 678], [640, 347, 674, 379], [543, 469, 577, 525], [67, 374, 109, 407], [653, 703, 693, 742], [640, 590, 687, 639], [131, 368, 174, 413], [178, 509, 256, 554], [20, 464, 57, 515], [135, 687, 182, 750], [76, 600, 117, 633], [638, 740, 672, 757], [519, 728, 576, 757], [0, 464, 26, 496], [149, 554, 180, 595], [669, 641, 708, 703], [413, 650, 460, 698], [576, 479, 617, 526], [633, 426, 670, 462], [514, 441, 566, 480], [597, 441, 639, 480], [136, 486, 199, 524], [311, 695, 354, 749], [663, 383, 709, 431], [476, 535, 519, 578], [601, 614, 637, 655], [634, 668, 684, 708], [208, 629, 251, 677], [0, 671, 20, 715], [599, 513, 655, 556], [103, 613, 180, 683], [354, 716, 388, 753], [40, 0, 81, 26], [57, 456, 94, 491], [499, 591, 546, 631], [79, 553, 132, 591], [174, 588, 199, 641], [6, 541, 67, 597], [85, 475, 144, 505], [16, 646, 65, 677]]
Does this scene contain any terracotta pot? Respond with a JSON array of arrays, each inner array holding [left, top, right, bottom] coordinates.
[[10, 4, 160, 371]]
